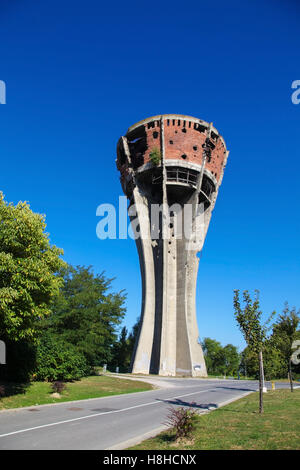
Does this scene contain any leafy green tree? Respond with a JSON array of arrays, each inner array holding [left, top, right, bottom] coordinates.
[[110, 317, 141, 372], [110, 326, 130, 372], [41, 265, 126, 367], [201, 338, 224, 375], [233, 289, 275, 413], [239, 346, 257, 378], [35, 331, 90, 381], [270, 303, 300, 391], [201, 338, 240, 376], [0, 193, 65, 342], [240, 343, 286, 380], [223, 344, 240, 376], [127, 316, 140, 370]]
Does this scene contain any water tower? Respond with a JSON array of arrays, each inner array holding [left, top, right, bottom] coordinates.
[[116, 115, 228, 376]]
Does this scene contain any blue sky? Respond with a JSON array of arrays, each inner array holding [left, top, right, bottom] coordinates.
[[0, 0, 299, 351]]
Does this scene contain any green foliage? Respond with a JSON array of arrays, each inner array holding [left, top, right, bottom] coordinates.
[[41, 265, 126, 368], [233, 290, 275, 412], [223, 343, 240, 376], [110, 326, 131, 372], [201, 337, 240, 376], [233, 290, 274, 353], [240, 344, 286, 380], [110, 317, 140, 372], [0, 193, 65, 342], [234, 292, 300, 389], [35, 332, 90, 381], [149, 147, 161, 166], [270, 303, 300, 367]]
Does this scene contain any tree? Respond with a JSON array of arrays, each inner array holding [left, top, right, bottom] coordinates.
[[223, 344, 240, 376], [41, 265, 126, 367], [35, 331, 90, 382], [110, 326, 130, 372], [233, 289, 275, 413], [240, 343, 286, 381], [0, 193, 65, 342], [110, 317, 141, 372], [201, 338, 240, 376], [271, 303, 300, 391], [127, 316, 140, 370], [201, 338, 224, 375]]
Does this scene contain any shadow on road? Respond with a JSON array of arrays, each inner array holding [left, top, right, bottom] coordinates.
[[214, 386, 254, 392], [156, 397, 218, 410]]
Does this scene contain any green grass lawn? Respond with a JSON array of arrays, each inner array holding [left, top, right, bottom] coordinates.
[[130, 389, 300, 450], [0, 375, 153, 410]]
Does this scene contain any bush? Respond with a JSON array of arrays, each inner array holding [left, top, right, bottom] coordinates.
[[51, 381, 66, 394], [35, 333, 90, 382], [149, 147, 161, 166], [164, 406, 197, 439]]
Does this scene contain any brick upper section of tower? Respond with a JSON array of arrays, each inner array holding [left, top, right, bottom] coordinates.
[[116, 114, 227, 184]]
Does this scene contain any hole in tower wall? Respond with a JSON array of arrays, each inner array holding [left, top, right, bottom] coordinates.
[[127, 126, 147, 168], [211, 131, 219, 142], [194, 123, 207, 133], [153, 131, 159, 139], [169, 140, 173, 144], [181, 154, 187, 159], [182, 128, 187, 133]]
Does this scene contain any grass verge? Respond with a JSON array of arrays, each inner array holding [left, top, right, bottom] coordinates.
[[0, 375, 153, 410], [129, 389, 300, 450]]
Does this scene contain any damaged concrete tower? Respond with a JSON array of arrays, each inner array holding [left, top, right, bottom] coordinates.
[[116, 115, 228, 376]]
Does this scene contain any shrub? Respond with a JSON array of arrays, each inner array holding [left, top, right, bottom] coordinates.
[[35, 332, 90, 382], [164, 406, 197, 439], [51, 381, 66, 394], [0, 385, 6, 397], [149, 147, 161, 166]]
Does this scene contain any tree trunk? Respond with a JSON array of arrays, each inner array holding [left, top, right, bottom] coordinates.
[[259, 350, 264, 414], [288, 358, 294, 392]]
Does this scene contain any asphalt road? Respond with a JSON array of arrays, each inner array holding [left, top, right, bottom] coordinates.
[[0, 378, 295, 450]]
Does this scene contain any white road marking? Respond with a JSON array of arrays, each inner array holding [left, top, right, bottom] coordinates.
[[0, 388, 219, 438]]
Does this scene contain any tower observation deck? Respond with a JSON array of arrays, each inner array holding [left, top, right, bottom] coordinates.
[[116, 115, 229, 376]]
